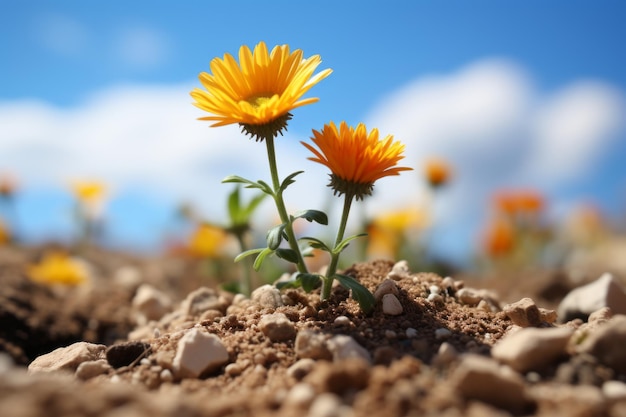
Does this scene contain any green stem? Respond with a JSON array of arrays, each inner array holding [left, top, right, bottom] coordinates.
[[234, 231, 252, 297], [264, 136, 309, 274], [322, 192, 354, 300]]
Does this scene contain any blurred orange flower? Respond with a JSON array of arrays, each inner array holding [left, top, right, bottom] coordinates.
[[423, 157, 452, 188], [191, 41, 332, 139], [28, 251, 88, 285], [482, 217, 516, 257], [493, 189, 544, 216], [0, 218, 10, 245], [303, 121, 413, 200], [0, 173, 17, 198]]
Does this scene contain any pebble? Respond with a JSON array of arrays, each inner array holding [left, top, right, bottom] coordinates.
[[333, 315, 351, 327], [491, 326, 574, 373], [557, 272, 626, 322], [427, 293, 443, 303], [28, 342, 106, 374], [182, 287, 223, 317], [75, 359, 111, 380], [327, 335, 371, 363], [251, 284, 284, 308], [287, 358, 316, 380], [258, 313, 296, 342], [295, 330, 332, 360], [132, 283, 172, 324], [387, 260, 410, 280], [456, 288, 483, 306], [381, 293, 403, 315], [307, 393, 344, 417], [373, 278, 399, 301], [405, 328, 418, 338], [579, 314, 626, 374], [172, 328, 229, 378], [224, 362, 244, 377], [503, 297, 542, 327], [433, 342, 458, 366], [159, 368, 173, 383], [603, 380, 626, 402], [434, 328, 452, 340], [283, 383, 315, 408], [441, 276, 456, 291], [449, 354, 528, 412], [429, 285, 440, 295]]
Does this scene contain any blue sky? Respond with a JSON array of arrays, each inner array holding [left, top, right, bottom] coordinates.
[[1, 1, 625, 265]]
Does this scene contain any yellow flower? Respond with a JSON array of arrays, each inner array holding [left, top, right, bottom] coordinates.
[[71, 180, 107, 204], [28, 251, 88, 285], [366, 207, 428, 259], [302, 121, 413, 200], [188, 223, 229, 258], [191, 41, 332, 140]]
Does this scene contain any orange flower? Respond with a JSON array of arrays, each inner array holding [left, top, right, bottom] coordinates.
[[482, 217, 515, 257], [302, 121, 413, 200], [493, 189, 544, 216], [423, 157, 452, 188], [191, 41, 332, 139]]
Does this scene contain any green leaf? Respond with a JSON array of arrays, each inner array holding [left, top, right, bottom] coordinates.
[[275, 248, 298, 264], [242, 192, 268, 219], [335, 274, 376, 314], [279, 171, 304, 193], [266, 223, 286, 250], [292, 209, 329, 225], [253, 248, 274, 271], [222, 175, 256, 186], [298, 273, 322, 292], [333, 233, 368, 254], [227, 186, 242, 224], [299, 236, 331, 253], [234, 248, 265, 263], [222, 175, 273, 195]]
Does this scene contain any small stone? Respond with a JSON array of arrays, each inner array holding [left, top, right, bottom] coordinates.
[[449, 354, 529, 412], [387, 260, 410, 280], [327, 335, 371, 363], [456, 288, 483, 306], [427, 293, 443, 303], [381, 293, 403, 315], [333, 315, 351, 327], [132, 283, 172, 324], [75, 359, 111, 380], [173, 328, 229, 378], [259, 313, 296, 342], [28, 342, 106, 374], [284, 383, 316, 408], [373, 278, 399, 301], [106, 341, 151, 369], [405, 328, 418, 338], [539, 307, 558, 324], [435, 328, 452, 340], [224, 362, 244, 377], [441, 276, 456, 290], [251, 284, 284, 308], [603, 380, 626, 402], [159, 368, 173, 383], [182, 287, 223, 317], [491, 326, 573, 373], [384, 330, 397, 339], [588, 306, 613, 324], [503, 297, 542, 327], [557, 272, 626, 322], [295, 330, 332, 360], [579, 315, 626, 374], [429, 285, 440, 295], [287, 358, 316, 380], [433, 342, 458, 366]]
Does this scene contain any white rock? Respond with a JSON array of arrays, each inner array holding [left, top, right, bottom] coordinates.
[[295, 330, 332, 360], [182, 287, 223, 317], [373, 278, 399, 301], [491, 326, 573, 373], [557, 273, 626, 322], [308, 393, 345, 417], [449, 354, 528, 411], [132, 284, 172, 323], [283, 383, 316, 408], [387, 260, 410, 280], [173, 328, 229, 378], [327, 335, 371, 363], [456, 288, 483, 306], [603, 380, 626, 402], [75, 359, 111, 380], [381, 293, 403, 315], [259, 313, 296, 342], [28, 342, 106, 374], [579, 314, 626, 374], [251, 284, 284, 308]]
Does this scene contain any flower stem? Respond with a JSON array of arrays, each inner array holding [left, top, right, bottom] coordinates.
[[264, 136, 309, 274], [321, 192, 354, 300], [234, 232, 252, 297]]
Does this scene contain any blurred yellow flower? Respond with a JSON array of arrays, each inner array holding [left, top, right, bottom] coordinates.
[[188, 223, 229, 258], [303, 121, 413, 200], [71, 180, 107, 204], [366, 207, 428, 259], [28, 251, 88, 285], [191, 41, 332, 139], [423, 157, 452, 188]]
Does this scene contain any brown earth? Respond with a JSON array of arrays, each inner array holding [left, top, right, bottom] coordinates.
[[0, 244, 625, 417]]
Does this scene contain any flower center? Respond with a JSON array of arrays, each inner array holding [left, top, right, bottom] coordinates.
[[246, 94, 273, 109]]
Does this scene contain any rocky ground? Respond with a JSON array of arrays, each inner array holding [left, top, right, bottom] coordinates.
[[2, 244, 626, 417]]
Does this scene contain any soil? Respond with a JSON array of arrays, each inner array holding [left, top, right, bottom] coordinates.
[[1, 244, 625, 417]]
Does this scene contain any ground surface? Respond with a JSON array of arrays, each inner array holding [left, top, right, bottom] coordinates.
[[1, 244, 625, 417]]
